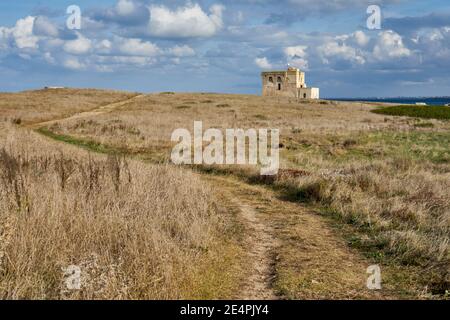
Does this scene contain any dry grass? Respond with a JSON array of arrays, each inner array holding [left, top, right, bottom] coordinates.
[[0, 88, 137, 125], [279, 155, 449, 292], [0, 124, 240, 299], [1, 89, 448, 298], [46, 92, 449, 296], [281, 131, 449, 267], [47, 93, 449, 160]]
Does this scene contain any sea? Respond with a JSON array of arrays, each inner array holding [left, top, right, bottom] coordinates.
[[327, 97, 450, 106]]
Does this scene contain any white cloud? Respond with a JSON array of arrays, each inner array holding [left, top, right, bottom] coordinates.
[[95, 39, 112, 54], [284, 45, 307, 58], [373, 30, 411, 60], [33, 16, 59, 37], [12, 16, 39, 49], [318, 41, 365, 65], [169, 45, 195, 57], [272, 0, 401, 17], [149, 3, 224, 38], [0, 4, 429, 80], [404, 27, 450, 67], [95, 55, 156, 67], [354, 30, 369, 46], [117, 38, 160, 56], [63, 57, 85, 70], [284, 45, 309, 69], [0, 16, 60, 54], [63, 34, 92, 55], [116, 0, 135, 16], [43, 52, 56, 64], [313, 30, 415, 69], [255, 57, 272, 69], [44, 38, 64, 49]]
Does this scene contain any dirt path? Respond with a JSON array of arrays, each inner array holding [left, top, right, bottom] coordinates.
[[28, 94, 145, 129], [206, 174, 397, 299], [27, 95, 399, 299], [230, 199, 279, 300]]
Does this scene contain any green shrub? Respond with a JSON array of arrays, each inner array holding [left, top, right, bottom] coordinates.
[[372, 105, 450, 120]]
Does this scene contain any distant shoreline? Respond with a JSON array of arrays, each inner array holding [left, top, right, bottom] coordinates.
[[327, 97, 450, 106]]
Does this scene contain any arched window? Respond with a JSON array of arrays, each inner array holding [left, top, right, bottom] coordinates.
[[303, 93, 307, 98], [277, 76, 282, 83], [268, 77, 273, 83]]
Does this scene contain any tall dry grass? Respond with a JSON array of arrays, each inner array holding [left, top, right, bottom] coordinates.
[[278, 150, 450, 294], [47, 94, 450, 292], [0, 126, 223, 299], [25, 91, 450, 296]]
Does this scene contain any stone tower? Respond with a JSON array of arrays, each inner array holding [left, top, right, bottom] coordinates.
[[261, 67, 319, 99]]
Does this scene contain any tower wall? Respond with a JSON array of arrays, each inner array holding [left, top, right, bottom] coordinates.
[[261, 67, 318, 99]]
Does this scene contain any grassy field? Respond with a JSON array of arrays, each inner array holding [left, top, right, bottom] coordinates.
[[0, 88, 138, 125], [0, 103, 242, 299], [372, 105, 450, 120], [0, 90, 449, 299]]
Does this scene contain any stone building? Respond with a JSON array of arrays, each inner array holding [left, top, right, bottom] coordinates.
[[261, 67, 320, 99]]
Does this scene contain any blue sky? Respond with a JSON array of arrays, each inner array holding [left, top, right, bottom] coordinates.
[[1, 0, 450, 97]]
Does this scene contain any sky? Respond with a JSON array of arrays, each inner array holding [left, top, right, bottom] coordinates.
[[0, 0, 450, 97]]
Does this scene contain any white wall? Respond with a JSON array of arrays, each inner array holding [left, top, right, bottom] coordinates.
[[298, 87, 320, 99]]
